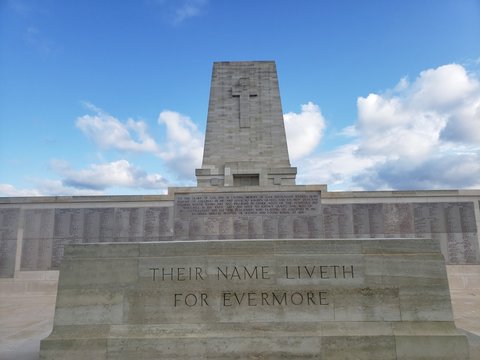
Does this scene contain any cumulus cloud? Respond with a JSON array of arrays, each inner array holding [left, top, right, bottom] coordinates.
[[76, 105, 159, 153], [356, 93, 447, 164], [0, 159, 169, 196], [50, 159, 168, 191], [410, 64, 478, 111], [298, 63, 480, 190], [353, 151, 480, 190], [296, 144, 381, 189], [157, 110, 204, 179], [76, 104, 203, 181], [284, 102, 326, 160]]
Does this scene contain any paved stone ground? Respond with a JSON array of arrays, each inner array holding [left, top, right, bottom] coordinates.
[[0, 295, 55, 360], [1, 268, 479, 359]]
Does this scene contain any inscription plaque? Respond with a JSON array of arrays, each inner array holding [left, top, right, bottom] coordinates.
[[21, 238, 53, 271], [322, 204, 354, 238], [0, 208, 19, 277], [21, 209, 54, 270], [383, 203, 414, 236], [0, 239, 16, 277], [322, 201, 479, 264], [84, 208, 114, 243], [144, 207, 174, 241], [2, 197, 478, 274], [352, 203, 384, 237], [114, 207, 144, 242], [23, 209, 54, 239], [174, 192, 321, 240], [54, 208, 84, 239], [0, 208, 20, 240]]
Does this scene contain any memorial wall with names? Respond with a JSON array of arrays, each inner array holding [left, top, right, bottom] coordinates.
[[0, 190, 479, 277], [0, 208, 20, 277], [17, 206, 174, 273], [174, 192, 479, 265], [321, 202, 479, 264]]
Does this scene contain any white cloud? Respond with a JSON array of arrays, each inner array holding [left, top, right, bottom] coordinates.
[[76, 104, 203, 181], [157, 110, 204, 179], [36, 180, 106, 196], [440, 98, 480, 144], [356, 93, 447, 164], [298, 63, 480, 190], [0, 183, 42, 197], [76, 107, 159, 153], [0, 159, 170, 196], [0, 181, 105, 197], [284, 102, 326, 160], [296, 144, 381, 189], [50, 159, 168, 191], [410, 64, 478, 110]]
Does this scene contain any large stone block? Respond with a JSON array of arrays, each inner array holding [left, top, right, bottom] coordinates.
[[40, 239, 469, 359]]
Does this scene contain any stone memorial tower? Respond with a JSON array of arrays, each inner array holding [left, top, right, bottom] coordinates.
[[0, 60, 475, 359], [196, 61, 297, 187], [36, 61, 472, 359]]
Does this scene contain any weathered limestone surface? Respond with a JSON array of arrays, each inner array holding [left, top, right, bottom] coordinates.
[[195, 61, 297, 187], [40, 239, 469, 359], [0, 208, 19, 278], [1, 188, 480, 279], [174, 191, 322, 240]]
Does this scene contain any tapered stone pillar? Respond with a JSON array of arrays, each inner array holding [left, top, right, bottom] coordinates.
[[196, 61, 297, 187]]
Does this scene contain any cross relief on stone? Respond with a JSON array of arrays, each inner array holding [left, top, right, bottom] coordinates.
[[232, 77, 257, 128]]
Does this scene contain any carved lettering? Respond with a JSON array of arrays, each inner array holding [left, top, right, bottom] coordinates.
[[284, 265, 354, 279], [216, 265, 270, 280], [176, 193, 320, 217], [221, 291, 329, 307], [174, 293, 209, 307], [150, 267, 205, 281]]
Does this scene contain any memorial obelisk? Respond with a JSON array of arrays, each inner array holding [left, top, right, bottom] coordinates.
[[196, 61, 297, 187]]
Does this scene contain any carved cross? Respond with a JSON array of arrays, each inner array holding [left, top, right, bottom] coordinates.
[[232, 77, 257, 128]]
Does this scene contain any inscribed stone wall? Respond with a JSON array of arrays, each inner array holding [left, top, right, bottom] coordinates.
[[1, 194, 479, 276], [19, 206, 174, 271], [174, 192, 322, 240], [0, 208, 20, 277], [321, 202, 479, 264], [21, 209, 55, 271], [174, 194, 479, 264]]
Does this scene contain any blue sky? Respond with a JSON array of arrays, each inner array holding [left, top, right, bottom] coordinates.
[[1, 0, 480, 195]]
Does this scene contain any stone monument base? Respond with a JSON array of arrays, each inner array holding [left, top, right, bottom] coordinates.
[[41, 323, 468, 359], [40, 239, 469, 359]]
